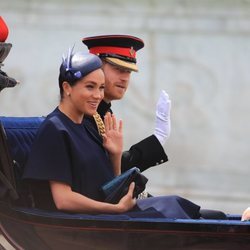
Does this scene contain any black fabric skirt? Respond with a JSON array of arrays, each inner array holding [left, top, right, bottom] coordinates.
[[126, 195, 201, 219]]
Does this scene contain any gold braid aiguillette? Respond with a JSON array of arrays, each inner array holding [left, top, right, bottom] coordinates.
[[93, 113, 105, 137]]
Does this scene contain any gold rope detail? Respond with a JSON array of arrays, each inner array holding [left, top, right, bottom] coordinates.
[[93, 112, 105, 137]]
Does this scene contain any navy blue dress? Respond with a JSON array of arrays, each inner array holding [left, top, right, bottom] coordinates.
[[23, 108, 200, 219], [23, 108, 115, 210]]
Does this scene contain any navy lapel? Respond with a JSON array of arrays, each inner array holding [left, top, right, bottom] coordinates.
[[83, 118, 103, 146]]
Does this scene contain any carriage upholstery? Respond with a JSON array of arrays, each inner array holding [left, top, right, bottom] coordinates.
[[0, 117, 44, 172], [0, 116, 45, 205]]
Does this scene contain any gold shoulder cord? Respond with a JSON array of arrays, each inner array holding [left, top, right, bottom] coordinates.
[[93, 113, 105, 137]]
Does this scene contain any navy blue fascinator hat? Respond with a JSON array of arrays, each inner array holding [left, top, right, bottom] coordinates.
[[59, 47, 102, 88]]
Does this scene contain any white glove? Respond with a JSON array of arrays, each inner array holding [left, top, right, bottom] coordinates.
[[241, 207, 250, 221], [154, 90, 171, 146]]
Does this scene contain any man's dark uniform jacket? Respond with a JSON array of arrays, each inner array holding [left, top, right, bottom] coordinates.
[[86, 100, 168, 173]]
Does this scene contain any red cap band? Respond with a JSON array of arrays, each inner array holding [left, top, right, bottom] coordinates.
[[0, 17, 9, 42], [89, 46, 136, 59]]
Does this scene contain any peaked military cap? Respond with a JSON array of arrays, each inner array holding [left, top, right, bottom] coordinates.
[[82, 35, 144, 72]]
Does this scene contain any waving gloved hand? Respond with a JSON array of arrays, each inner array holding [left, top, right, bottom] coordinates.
[[154, 90, 171, 146]]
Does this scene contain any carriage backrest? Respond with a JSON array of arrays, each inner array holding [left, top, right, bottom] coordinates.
[[0, 116, 44, 203]]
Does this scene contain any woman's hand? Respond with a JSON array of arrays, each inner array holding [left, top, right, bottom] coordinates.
[[116, 182, 136, 213], [103, 112, 123, 155], [241, 207, 250, 221], [50, 181, 135, 214]]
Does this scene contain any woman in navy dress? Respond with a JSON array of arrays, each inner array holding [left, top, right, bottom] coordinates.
[[23, 48, 200, 219]]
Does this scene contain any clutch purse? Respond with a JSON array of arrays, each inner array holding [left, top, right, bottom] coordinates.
[[101, 167, 148, 204]]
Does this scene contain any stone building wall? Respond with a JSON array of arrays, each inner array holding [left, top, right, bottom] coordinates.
[[1, 0, 250, 213]]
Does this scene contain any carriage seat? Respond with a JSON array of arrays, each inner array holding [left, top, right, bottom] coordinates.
[[0, 116, 45, 205]]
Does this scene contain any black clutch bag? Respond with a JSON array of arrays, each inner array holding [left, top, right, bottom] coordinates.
[[101, 167, 148, 204]]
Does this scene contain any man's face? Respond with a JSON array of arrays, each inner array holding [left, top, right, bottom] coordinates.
[[102, 62, 132, 102]]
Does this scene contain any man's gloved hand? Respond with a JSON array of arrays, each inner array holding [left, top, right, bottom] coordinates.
[[154, 90, 171, 146], [241, 207, 250, 221]]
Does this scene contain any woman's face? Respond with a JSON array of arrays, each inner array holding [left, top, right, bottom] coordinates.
[[65, 68, 105, 116]]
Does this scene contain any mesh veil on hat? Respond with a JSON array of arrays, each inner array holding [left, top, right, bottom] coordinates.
[[82, 35, 144, 72]]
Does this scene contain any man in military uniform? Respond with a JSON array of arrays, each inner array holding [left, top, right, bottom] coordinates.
[[81, 36, 229, 220], [82, 35, 171, 173]]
